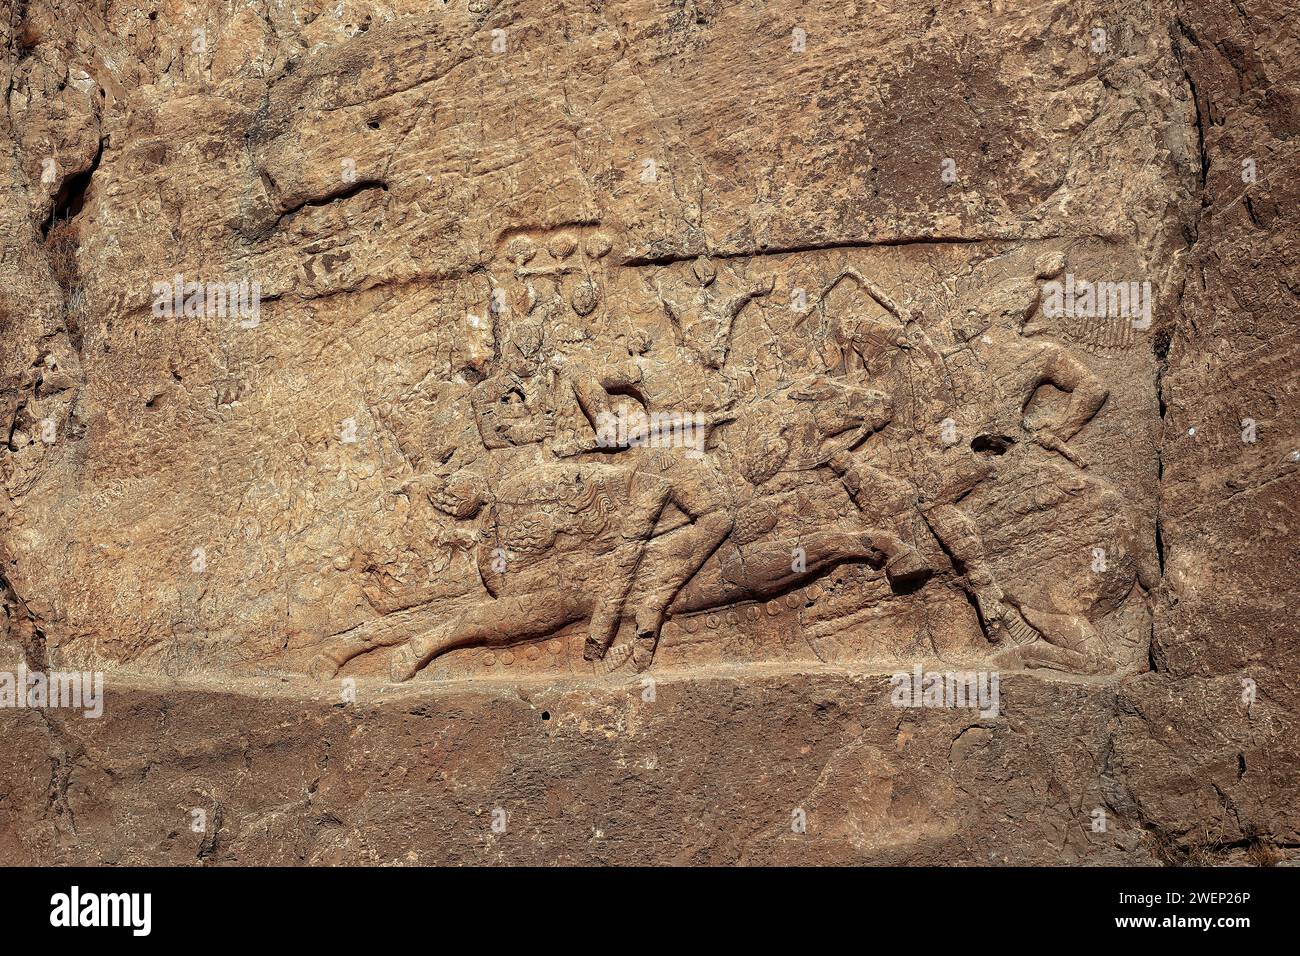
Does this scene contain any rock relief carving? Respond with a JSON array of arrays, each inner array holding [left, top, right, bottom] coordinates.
[[309, 237, 1143, 683]]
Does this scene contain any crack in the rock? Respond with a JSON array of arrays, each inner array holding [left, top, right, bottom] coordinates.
[[621, 234, 1005, 268], [269, 178, 389, 233], [40, 136, 105, 239]]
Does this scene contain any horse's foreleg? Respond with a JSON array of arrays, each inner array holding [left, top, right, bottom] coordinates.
[[629, 511, 734, 667], [584, 476, 673, 661]]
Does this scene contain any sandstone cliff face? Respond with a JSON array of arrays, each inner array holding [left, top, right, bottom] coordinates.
[[0, 0, 1294, 865]]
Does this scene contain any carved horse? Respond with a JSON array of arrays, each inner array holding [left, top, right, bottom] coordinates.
[[308, 375, 917, 680]]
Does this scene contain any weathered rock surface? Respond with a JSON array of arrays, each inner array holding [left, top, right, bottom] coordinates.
[[0, 0, 1295, 864]]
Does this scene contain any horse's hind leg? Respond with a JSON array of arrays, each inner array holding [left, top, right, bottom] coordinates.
[[390, 594, 584, 682], [308, 606, 442, 679]]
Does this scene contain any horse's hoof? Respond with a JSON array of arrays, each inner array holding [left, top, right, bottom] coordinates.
[[632, 611, 664, 647], [631, 643, 655, 672], [308, 654, 339, 682], [586, 606, 620, 659], [389, 645, 421, 683], [990, 646, 1026, 670]]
